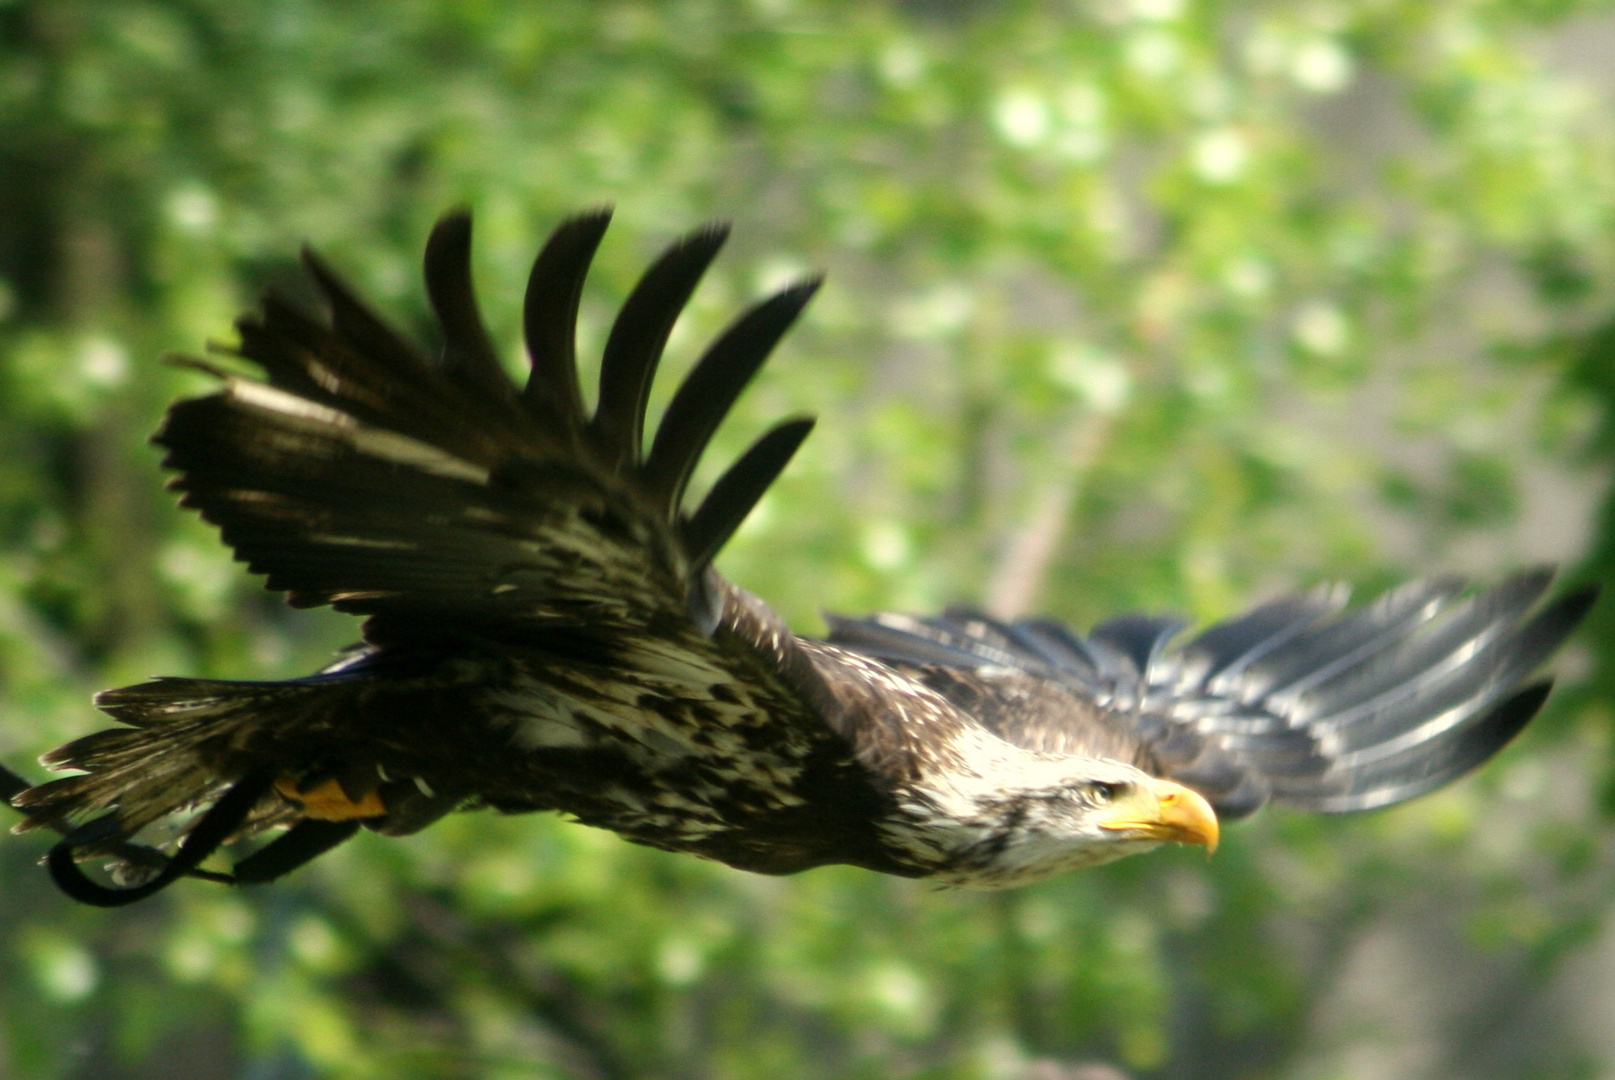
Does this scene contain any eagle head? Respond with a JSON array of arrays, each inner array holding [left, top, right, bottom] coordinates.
[[909, 748, 1221, 888]]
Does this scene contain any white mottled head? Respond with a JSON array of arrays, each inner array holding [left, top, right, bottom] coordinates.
[[893, 735, 1220, 889]]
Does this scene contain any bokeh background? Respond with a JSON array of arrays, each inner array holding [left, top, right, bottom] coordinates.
[[2, 1, 1615, 1077]]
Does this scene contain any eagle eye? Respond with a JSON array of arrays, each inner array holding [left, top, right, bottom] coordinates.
[[1088, 781, 1124, 803]]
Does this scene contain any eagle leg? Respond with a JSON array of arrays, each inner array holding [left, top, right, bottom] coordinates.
[[231, 819, 361, 884], [46, 768, 276, 907]]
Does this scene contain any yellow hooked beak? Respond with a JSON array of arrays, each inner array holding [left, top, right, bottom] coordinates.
[[1097, 777, 1219, 855]]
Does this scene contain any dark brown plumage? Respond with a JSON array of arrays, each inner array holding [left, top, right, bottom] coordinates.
[[3, 211, 1596, 905]]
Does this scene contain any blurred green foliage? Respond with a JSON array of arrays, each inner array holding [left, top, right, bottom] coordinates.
[[2, 1, 1614, 1077]]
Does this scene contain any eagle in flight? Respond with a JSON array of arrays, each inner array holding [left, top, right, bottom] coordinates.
[[3, 211, 1596, 906]]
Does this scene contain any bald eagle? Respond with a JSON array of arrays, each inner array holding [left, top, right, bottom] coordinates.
[[3, 212, 1596, 906]]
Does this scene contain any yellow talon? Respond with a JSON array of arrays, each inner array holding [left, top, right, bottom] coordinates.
[[276, 775, 386, 821]]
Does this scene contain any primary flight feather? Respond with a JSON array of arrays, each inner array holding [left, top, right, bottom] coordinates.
[[4, 211, 1595, 905]]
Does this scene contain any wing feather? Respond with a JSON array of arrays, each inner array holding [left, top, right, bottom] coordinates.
[[683, 418, 815, 574], [1274, 683, 1550, 811], [301, 249, 435, 381], [593, 223, 731, 469], [521, 208, 613, 431], [642, 280, 821, 515], [424, 211, 517, 404], [157, 211, 818, 631], [828, 572, 1594, 819], [1183, 587, 1347, 686], [1085, 614, 1188, 680]]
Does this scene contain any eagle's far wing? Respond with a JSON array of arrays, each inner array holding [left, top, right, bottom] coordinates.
[[826, 571, 1596, 819], [161, 210, 817, 637]]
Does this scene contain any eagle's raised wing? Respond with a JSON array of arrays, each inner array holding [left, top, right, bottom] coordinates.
[[9, 212, 835, 905], [163, 210, 818, 638], [826, 571, 1597, 819]]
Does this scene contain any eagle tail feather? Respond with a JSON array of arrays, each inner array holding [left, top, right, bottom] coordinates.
[[11, 677, 304, 850]]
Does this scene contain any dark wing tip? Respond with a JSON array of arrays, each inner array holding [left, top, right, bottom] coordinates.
[[1293, 680, 1553, 814], [775, 275, 826, 309], [424, 210, 475, 292], [297, 246, 366, 324], [423, 209, 511, 397], [641, 277, 822, 514], [428, 206, 473, 245], [1212, 572, 1592, 815], [683, 416, 816, 572], [297, 244, 433, 377], [522, 208, 616, 428], [1544, 579, 1600, 632], [593, 221, 735, 467], [1501, 579, 1599, 670], [682, 220, 733, 251]]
